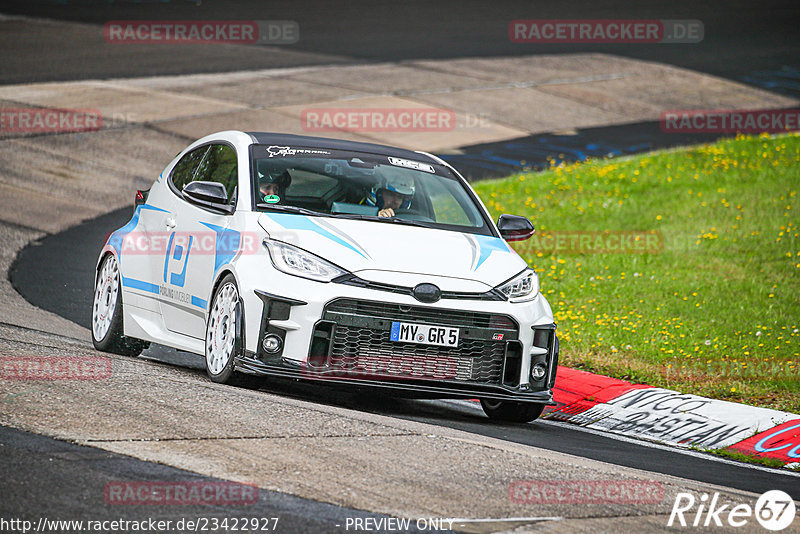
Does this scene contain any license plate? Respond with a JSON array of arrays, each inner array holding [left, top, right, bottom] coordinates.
[[389, 322, 459, 347]]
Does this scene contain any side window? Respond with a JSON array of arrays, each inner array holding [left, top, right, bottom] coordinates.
[[193, 144, 238, 204], [170, 146, 208, 192]]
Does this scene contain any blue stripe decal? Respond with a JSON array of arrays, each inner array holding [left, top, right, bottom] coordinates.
[[108, 204, 170, 258], [199, 222, 241, 276], [123, 276, 207, 310], [263, 213, 369, 259], [313, 218, 372, 259], [473, 235, 510, 270], [121, 276, 160, 294]]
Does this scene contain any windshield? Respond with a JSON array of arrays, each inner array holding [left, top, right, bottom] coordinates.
[[250, 145, 493, 235]]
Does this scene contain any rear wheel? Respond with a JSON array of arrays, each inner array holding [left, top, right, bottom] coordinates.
[[91, 254, 148, 356], [480, 399, 544, 423]]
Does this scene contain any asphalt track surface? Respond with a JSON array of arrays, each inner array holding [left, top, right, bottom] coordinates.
[[2, 1, 797, 180], [9, 207, 800, 501], [441, 121, 733, 180], [0, 425, 420, 533], [1, 0, 799, 86], [4, 0, 800, 525]]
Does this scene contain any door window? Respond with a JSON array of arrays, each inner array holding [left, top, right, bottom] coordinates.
[[193, 144, 238, 204], [170, 146, 209, 192]]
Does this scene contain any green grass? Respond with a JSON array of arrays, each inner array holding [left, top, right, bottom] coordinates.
[[689, 445, 790, 469], [473, 133, 800, 413]]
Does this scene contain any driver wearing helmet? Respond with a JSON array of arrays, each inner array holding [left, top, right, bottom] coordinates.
[[257, 167, 291, 202], [365, 173, 415, 218]]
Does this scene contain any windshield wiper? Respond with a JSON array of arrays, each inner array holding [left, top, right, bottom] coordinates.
[[330, 213, 434, 229], [383, 217, 435, 228], [255, 203, 322, 216], [257, 205, 435, 229]]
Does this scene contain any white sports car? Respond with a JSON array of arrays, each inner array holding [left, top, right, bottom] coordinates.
[[92, 131, 558, 422]]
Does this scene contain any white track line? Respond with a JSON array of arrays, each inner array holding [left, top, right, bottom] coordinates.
[[446, 516, 562, 523]]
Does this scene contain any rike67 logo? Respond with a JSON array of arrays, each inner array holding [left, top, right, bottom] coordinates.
[[668, 490, 796, 531]]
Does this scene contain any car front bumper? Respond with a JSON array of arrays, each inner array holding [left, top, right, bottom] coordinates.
[[237, 274, 558, 404]]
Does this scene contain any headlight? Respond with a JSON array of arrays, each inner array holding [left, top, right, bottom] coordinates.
[[263, 239, 348, 282], [497, 268, 539, 302]]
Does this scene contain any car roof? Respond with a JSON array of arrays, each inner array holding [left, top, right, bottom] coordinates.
[[245, 132, 438, 163]]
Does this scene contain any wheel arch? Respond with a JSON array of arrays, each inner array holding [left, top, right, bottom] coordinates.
[[208, 268, 240, 313], [95, 246, 122, 282], [95, 249, 120, 285]]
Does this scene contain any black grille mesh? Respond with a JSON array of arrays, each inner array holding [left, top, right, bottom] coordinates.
[[321, 299, 516, 384], [324, 299, 516, 329]]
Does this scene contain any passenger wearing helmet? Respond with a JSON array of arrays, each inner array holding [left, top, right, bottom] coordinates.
[[257, 168, 291, 202], [365, 172, 415, 218]]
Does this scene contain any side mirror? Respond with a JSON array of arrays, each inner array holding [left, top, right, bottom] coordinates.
[[182, 181, 233, 214], [497, 214, 534, 241]]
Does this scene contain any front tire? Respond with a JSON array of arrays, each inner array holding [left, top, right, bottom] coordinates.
[[480, 399, 545, 423], [205, 274, 250, 385], [91, 254, 148, 356]]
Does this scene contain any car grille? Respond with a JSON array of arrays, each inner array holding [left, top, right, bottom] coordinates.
[[324, 299, 516, 329], [317, 298, 518, 385]]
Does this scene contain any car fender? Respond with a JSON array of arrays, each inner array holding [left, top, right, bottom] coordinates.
[[94, 246, 119, 283]]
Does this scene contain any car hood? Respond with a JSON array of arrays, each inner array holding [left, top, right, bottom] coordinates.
[[257, 212, 527, 289]]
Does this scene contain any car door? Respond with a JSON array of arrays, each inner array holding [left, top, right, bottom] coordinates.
[[158, 143, 240, 339], [122, 145, 208, 317]]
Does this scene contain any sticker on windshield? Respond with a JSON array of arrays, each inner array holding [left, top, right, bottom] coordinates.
[[262, 194, 281, 204], [387, 157, 435, 173], [266, 145, 331, 158]]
